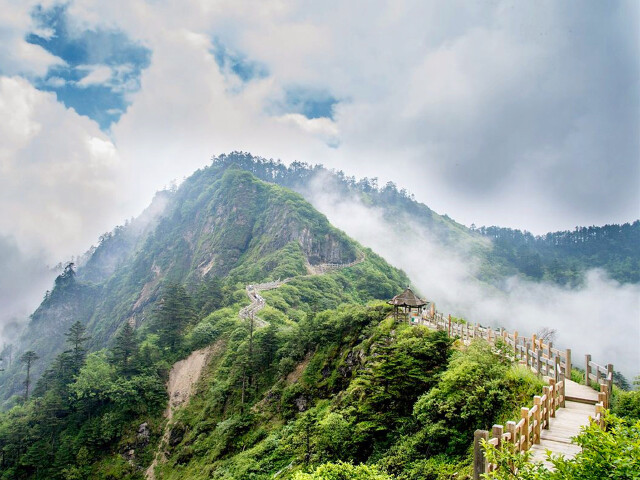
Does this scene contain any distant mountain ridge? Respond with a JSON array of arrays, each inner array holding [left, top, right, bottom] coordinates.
[[210, 152, 640, 286]]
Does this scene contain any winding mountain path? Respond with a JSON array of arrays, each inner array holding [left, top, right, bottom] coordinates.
[[238, 252, 365, 325]]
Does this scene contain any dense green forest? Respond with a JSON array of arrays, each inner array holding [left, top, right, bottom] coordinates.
[[0, 291, 548, 479], [208, 152, 640, 286], [2, 289, 638, 479], [476, 223, 640, 285]]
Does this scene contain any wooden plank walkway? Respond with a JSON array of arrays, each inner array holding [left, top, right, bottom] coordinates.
[[529, 379, 598, 469]]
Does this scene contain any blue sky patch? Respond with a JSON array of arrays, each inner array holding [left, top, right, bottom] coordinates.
[[26, 4, 151, 129], [283, 86, 338, 120], [211, 39, 268, 83]]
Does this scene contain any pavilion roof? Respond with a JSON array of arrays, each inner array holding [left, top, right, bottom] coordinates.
[[387, 287, 427, 308]]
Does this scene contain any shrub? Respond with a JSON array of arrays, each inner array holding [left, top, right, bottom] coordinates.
[[293, 461, 393, 480]]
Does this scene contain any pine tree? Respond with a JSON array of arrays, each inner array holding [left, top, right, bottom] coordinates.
[[152, 284, 195, 350], [54, 262, 76, 289], [110, 322, 139, 376], [64, 321, 90, 374], [20, 350, 39, 400], [33, 351, 74, 397], [195, 275, 224, 315]]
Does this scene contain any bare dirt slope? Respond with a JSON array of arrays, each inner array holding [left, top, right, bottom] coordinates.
[[146, 341, 221, 479]]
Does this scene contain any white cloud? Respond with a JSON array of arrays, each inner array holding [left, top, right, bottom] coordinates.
[[0, 0, 64, 76], [76, 64, 113, 87], [276, 113, 339, 145], [1, 1, 637, 234], [44, 76, 67, 87], [0, 76, 125, 262]]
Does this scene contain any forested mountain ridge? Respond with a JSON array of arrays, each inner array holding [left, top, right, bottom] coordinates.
[[210, 152, 640, 286], [476, 223, 640, 285], [0, 155, 638, 480], [0, 164, 405, 405]]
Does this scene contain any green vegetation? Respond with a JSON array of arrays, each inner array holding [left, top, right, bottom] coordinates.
[[1, 155, 636, 480], [612, 376, 640, 422], [0, 163, 414, 478], [293, 462, 393, 480], [0, 165, 368, 405], [147, 308, 542, 480], [477, 224, 640, 285], [0, 290, 546, 480], [0, 319, 166, 480]]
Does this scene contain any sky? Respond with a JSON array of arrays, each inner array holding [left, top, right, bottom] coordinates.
[[0, 1, 638, 328]]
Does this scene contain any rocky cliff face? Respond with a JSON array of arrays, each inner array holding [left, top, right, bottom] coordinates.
[[186, 168, 356, 278]]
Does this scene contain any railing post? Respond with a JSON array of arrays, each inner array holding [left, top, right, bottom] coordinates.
[[514, 330, 519, 357], [585, 354, 591, 385], [473, 430, 488, 480], [448, 314, 452, 337], [565, 348, 572, 379], [536, 349, 542, 377], [521, 407, 530, 451], [607, 364, 614, 392], [595, 403, 604, 428], [533, 396, 542, 444], [554, 355, 560, 382], [560, 373, 566, 408], [595, 364, 601, 385], [543, 386, 551, 429], [598, 391, 606, 413], [492, 425, 504, 450], [507, 421, 516, 447], [526, 341, 531, 368], [600, 383, 609, 409], [549, 378, 556, 417]]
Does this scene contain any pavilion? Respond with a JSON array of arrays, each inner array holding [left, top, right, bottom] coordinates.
[[388, 287, 431, 323]]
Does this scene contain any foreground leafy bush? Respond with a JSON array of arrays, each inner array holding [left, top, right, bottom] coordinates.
[[612, 376, 640, 422], [293, 461, 393, 480], [413, 341, 514, 456]]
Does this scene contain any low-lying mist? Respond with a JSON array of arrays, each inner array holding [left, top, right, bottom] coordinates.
[[0, 236, 56, 349], [303, 178, 640, 381]]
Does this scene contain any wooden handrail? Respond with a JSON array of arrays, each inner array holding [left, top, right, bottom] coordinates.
[[411, 309, 612, 480]]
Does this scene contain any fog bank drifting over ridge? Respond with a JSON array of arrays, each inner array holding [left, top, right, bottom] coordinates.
[[0, 236, 56, 347], [302, 175, 640, 380]]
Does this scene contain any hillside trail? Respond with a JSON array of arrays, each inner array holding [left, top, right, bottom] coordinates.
[[146, 252, 364, 479], [239, 251, 365, 326], [146, 342, 220, 480]]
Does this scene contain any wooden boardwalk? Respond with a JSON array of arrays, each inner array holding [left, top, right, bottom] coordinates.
[[414, 312, 613, 478], [529, 379, 599, 469]]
